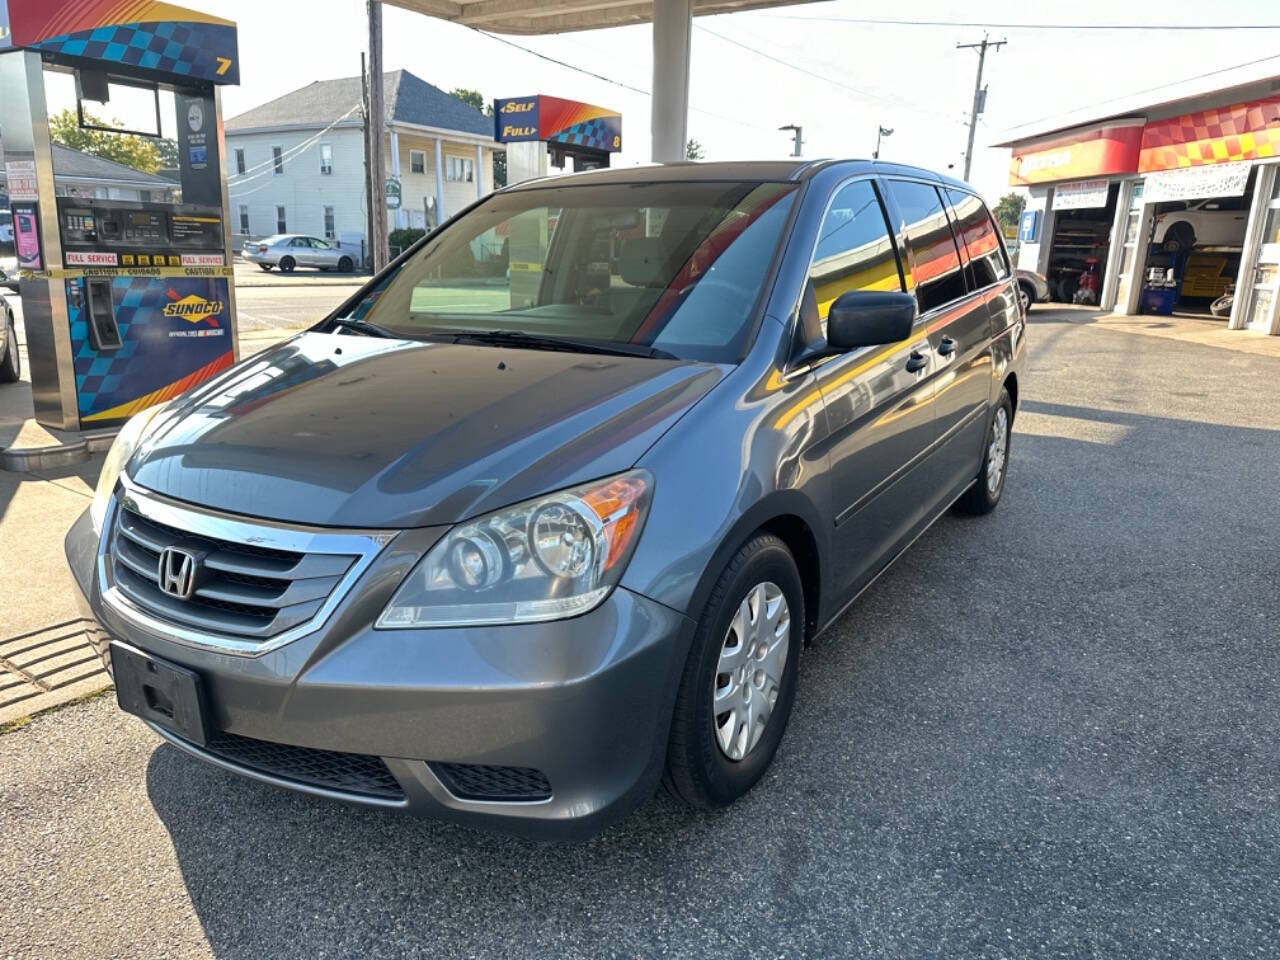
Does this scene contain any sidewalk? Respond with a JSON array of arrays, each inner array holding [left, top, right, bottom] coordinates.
[[1058, 306, 1280, 359], [0, 319, 298, 728]]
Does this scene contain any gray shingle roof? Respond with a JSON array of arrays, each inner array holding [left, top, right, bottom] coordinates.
[[49, 143, 174, 186], [225, 70, 492, 138]]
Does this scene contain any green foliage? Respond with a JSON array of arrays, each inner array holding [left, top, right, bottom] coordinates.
[[993, 192, 1027, 232], [388, 227, 426, 252], [493, 150, 507, 189], [685, 138, 706, 161], [47, 109, 162, 174], [450, 88, 491, 117]]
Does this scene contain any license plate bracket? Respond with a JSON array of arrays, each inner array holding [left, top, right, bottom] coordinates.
[[111, 642, 208, 747]]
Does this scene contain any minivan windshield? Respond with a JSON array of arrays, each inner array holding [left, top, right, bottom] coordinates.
[[349, 180, 799, 363]]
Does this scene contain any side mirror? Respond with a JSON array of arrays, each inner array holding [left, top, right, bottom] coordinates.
[[826, 290, 917, 350]]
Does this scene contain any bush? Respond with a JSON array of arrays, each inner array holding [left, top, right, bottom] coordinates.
[[388, 228, 426, 252]]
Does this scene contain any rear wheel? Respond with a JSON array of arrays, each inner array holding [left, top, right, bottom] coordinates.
[[0, 311, 19, 383], [338, 256, 354, 273], [1162, 221, 1195, 253], [258, 263, 272, 272], [956, 388, 1013, 515], [1017, 281, 1034, 314], [279, 256, 296, 273], [663, 533, 803, 809]]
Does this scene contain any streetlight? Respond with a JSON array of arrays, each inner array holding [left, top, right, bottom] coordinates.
[[873, 125, 893, 160], [778, 124, 803, 158]]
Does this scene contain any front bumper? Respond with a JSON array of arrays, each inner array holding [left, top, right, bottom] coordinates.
[[66, 507, 692, 839]]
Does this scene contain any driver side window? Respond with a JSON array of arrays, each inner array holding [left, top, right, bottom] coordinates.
[[809, 180, 902, 334]]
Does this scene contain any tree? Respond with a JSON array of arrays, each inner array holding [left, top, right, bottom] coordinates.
[[685, 138, 706, 161], [450, 88, 491, 116], [493, 150, 507, 189], [993, 192, 1027, 233], [47, 109, 163, 174]]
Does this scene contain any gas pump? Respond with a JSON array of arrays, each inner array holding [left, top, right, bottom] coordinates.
[[0, 0, 240, 431]]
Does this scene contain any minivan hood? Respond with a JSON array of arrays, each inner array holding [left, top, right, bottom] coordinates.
[[128, 332, 724, 528]]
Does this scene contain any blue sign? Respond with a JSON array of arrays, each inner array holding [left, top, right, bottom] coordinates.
[[494, 97, 541, 143], [1019, 209, 1041, 244]]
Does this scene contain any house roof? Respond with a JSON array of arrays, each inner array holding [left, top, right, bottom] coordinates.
[[0, 144, 172, 187], [225, 70, 493, 138]]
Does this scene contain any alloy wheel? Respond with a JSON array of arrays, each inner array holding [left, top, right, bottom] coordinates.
[[987, 407, 1009, 494], [713, 581, 791, 761]]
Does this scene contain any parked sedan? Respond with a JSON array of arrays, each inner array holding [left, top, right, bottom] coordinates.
[[1154, 199, 1249, 252], [1015, 268, 1050, 312], [1, 291, 20, 383], [68, 160, 1025, 839], [242, 234, 355, 273]]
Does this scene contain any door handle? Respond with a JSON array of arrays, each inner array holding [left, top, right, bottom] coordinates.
[[906, 350, 928, 373], [937, 336, 957, 357]]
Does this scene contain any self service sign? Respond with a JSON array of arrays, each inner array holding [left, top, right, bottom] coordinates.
[[494, 95, 622, 153]]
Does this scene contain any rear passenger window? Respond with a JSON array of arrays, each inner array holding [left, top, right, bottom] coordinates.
[[947, 189, 1009, 288], [808, 179, 902, 329], [885, 180, 967, 313]]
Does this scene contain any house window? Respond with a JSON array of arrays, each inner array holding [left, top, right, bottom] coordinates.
[[234, 148, 246, 176], [272, 145, 284, 175], [409, 150, 425, 174], [238, 204, 249, 234], [447, 156, 474, 183], [320, 143, 332, 175], [276, 205, 287, 233], [323, 205, 335, 240]]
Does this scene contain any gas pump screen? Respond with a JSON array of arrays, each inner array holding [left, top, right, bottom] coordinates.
[[169, 214, 224, 249], [123, 212, 169, 244]]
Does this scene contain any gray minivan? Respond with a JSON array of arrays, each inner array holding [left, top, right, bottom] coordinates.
[[66, 160, 1026, 838]]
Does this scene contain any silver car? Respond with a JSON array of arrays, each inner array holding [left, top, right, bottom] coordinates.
[[242, 234, 355, 273]]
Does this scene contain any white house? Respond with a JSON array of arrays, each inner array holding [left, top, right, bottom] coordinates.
[[224, 70, 501, 253]]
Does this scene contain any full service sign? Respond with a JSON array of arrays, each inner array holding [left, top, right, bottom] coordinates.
[[494, 97, 540, 142]]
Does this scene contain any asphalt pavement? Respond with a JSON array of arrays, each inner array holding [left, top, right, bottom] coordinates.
[[3, 309, 1279, 959]]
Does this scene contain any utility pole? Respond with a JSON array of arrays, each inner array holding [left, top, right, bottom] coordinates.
[[957, 33, 1005, 182], [361, 53, 374, 270], [778, 124, 803, 158], [367, 0, 388, 271]]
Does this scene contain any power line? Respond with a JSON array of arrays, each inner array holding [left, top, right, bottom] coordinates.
[[748, 14, 1280, 31], [470, 27, 773, 134], [693, 24, 969, 128]]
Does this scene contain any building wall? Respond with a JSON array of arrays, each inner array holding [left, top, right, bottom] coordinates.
[[227, 126, 499, 246], [225, 127, 367, 247], [391, 131, 497, 229]]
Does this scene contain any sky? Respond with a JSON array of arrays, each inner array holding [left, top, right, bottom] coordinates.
[[42, 0, 1280, 203]]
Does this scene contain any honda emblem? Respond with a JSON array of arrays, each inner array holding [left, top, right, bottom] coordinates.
[[157, 546, 199, 600]]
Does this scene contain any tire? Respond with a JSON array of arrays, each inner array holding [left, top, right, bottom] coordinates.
[[258, 264, 272, 272], [1017, 281, 1034, 314], [0, 311, 19, 383], [279, 256, 296, 273], [319, 266, 330, 272], [1162, 221, 1195, 253], [338, 256, 354, 273], [663, 533, 803, 810], [955, 387, 1013, 515]]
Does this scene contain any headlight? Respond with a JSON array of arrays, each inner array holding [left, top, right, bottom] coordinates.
[[89, 404, 167, 534], [377, 470, 652, 628]]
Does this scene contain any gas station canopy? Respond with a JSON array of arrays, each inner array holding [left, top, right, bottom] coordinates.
[[384, 0, 810, 35]]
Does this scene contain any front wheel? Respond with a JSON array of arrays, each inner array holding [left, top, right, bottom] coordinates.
[[663, 533, 803, 809], [955, 388, 1013, 515], [1017, 281, 1034, 314], [0, 312, 19, 383]]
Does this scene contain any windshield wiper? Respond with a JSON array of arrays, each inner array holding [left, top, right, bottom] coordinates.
[[450, 329, 678, 360], [328, 317, 401, 339]]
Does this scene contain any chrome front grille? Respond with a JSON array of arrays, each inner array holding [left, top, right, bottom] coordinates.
[[101, 478, 393, 655]]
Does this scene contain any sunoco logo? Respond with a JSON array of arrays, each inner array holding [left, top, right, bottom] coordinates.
[[163, 289, 223, 326]]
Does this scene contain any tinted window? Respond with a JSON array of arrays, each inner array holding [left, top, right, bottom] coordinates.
[[947, 189, 1009, 288], [356, 181, 800, 363], [885, 180, 966, 313], [808, 179, 901, 329]]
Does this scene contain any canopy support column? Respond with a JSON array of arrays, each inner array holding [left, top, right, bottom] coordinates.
[[650, 0, 692, 163]]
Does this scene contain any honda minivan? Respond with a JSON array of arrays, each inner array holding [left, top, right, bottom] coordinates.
[[66, 160, 1025, 838]]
